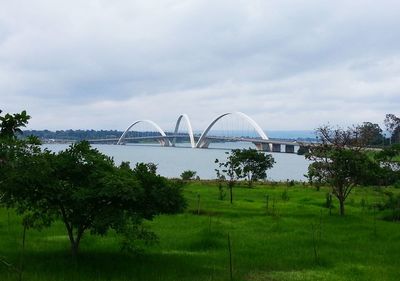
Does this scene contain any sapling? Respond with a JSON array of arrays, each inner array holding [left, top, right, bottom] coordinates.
[[311, 213, 323, 265], [373, 204, 378, 237], [227, 233, 233, 281], [272, 208, 281, 231], [325, 193, 333, 216], [18, 220, 29, 281], [197, 193, 201, 215], [311, 223, 319, 264], [281, 189, 289, 201], [218, 181, 226, 201], [272, 197, 276, 216]]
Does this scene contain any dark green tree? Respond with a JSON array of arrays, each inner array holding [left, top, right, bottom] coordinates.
[[0, 140, 186, 256], [229, 148, 274, 187], [215, 148, 274, 203], [0, 110, 30, 139], [0, 110, 39, 192], [180, 170, 197, 181]]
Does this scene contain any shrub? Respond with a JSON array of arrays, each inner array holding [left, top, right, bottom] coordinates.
[[180, 170, 197, 181]]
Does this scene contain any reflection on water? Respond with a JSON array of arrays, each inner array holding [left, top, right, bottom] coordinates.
[[43, 142, 311, 181]]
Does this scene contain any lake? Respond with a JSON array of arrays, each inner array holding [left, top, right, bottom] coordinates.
[[44, 142, 311, 181]]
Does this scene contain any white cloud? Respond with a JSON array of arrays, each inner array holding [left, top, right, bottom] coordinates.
[[0, 0, 399, 131]]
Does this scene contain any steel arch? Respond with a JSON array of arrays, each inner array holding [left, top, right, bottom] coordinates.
[[117, 119, 170, 146]]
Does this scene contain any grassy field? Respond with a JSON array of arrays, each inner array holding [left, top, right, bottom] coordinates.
[[1, 182, 400, 281]]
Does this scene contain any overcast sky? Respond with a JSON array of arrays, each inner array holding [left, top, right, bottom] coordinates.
[[1, 0, 399, 131]]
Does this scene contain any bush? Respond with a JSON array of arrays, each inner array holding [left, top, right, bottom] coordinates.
[[382, 192, 400, 221], [281, 189, 289, 201], [180, 170, 197, 181]]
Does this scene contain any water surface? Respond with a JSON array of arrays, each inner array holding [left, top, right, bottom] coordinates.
[[44, 143, 310, 181]]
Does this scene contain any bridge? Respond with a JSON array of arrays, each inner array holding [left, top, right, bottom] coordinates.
[[87, 112, 314, 154]]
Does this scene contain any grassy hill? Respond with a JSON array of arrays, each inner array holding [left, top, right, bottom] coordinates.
[[1, 182, 400, 281]]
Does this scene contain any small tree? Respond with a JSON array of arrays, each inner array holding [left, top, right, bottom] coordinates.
[[229, 148, 274, 187], [215, 153, 240, 204], [180, 170, 197, 181], [215, 148, 275, 203], [306, 125, 374, 216]]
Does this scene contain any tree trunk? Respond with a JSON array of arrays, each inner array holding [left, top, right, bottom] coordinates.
[[229, 181, 233, 204], [60, 207, 85, 257], [64, 223, 83, 257], [69, 228, 84, 257], [71, 241, 79, 257], [19, 223, 27, 281], [339, 199, 345, 216]]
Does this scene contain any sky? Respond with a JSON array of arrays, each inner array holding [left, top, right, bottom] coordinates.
[[0, 0, 399, 132]]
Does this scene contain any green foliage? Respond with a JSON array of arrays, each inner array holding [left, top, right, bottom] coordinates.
[[358, 122, 384, 146], [0, 110, 30, 139], [131, 162, 187, 216], [380, 191, 400, 221], [118, 218, 159, 254], [0, 139, 186, 256], [297, 145, 310, 155], [231, 148, 275, 187], [180, 170, 197, 181], [216, 148, 274, 187]]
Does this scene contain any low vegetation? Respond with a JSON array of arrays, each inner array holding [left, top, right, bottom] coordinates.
[[1, 182, 400, 281]]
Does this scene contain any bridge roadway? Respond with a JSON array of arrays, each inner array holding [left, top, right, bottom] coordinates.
[[87, 135, 314, 153]]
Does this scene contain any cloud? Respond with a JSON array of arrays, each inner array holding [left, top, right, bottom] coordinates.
[[0, 0, 399, 131]]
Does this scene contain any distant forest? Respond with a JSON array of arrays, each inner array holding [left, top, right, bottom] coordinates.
[[23, 130, 124, 141]]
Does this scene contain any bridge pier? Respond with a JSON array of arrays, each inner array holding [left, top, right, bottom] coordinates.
[[253, 142, 271, 152], [272, 144, 281, 152], [197, 139, 211, 149], [158, 138, 171, 147], [285, 145, 295, 153]]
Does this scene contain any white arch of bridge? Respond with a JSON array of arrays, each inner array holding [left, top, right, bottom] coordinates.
[[196, 112, 270, 149], [172, 114, 196, 148], [117, 119, 170, 146]]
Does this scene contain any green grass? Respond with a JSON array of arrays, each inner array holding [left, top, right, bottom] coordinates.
[[1, 182, 400, 281]]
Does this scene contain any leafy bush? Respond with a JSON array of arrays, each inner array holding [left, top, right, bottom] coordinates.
[[180, 170, 197, 181]]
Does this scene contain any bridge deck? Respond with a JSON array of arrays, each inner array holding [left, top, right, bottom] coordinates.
[[87, 135, 315, 147]]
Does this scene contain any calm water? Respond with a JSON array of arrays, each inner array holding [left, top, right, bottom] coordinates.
[[43, 142, 311, 181]]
